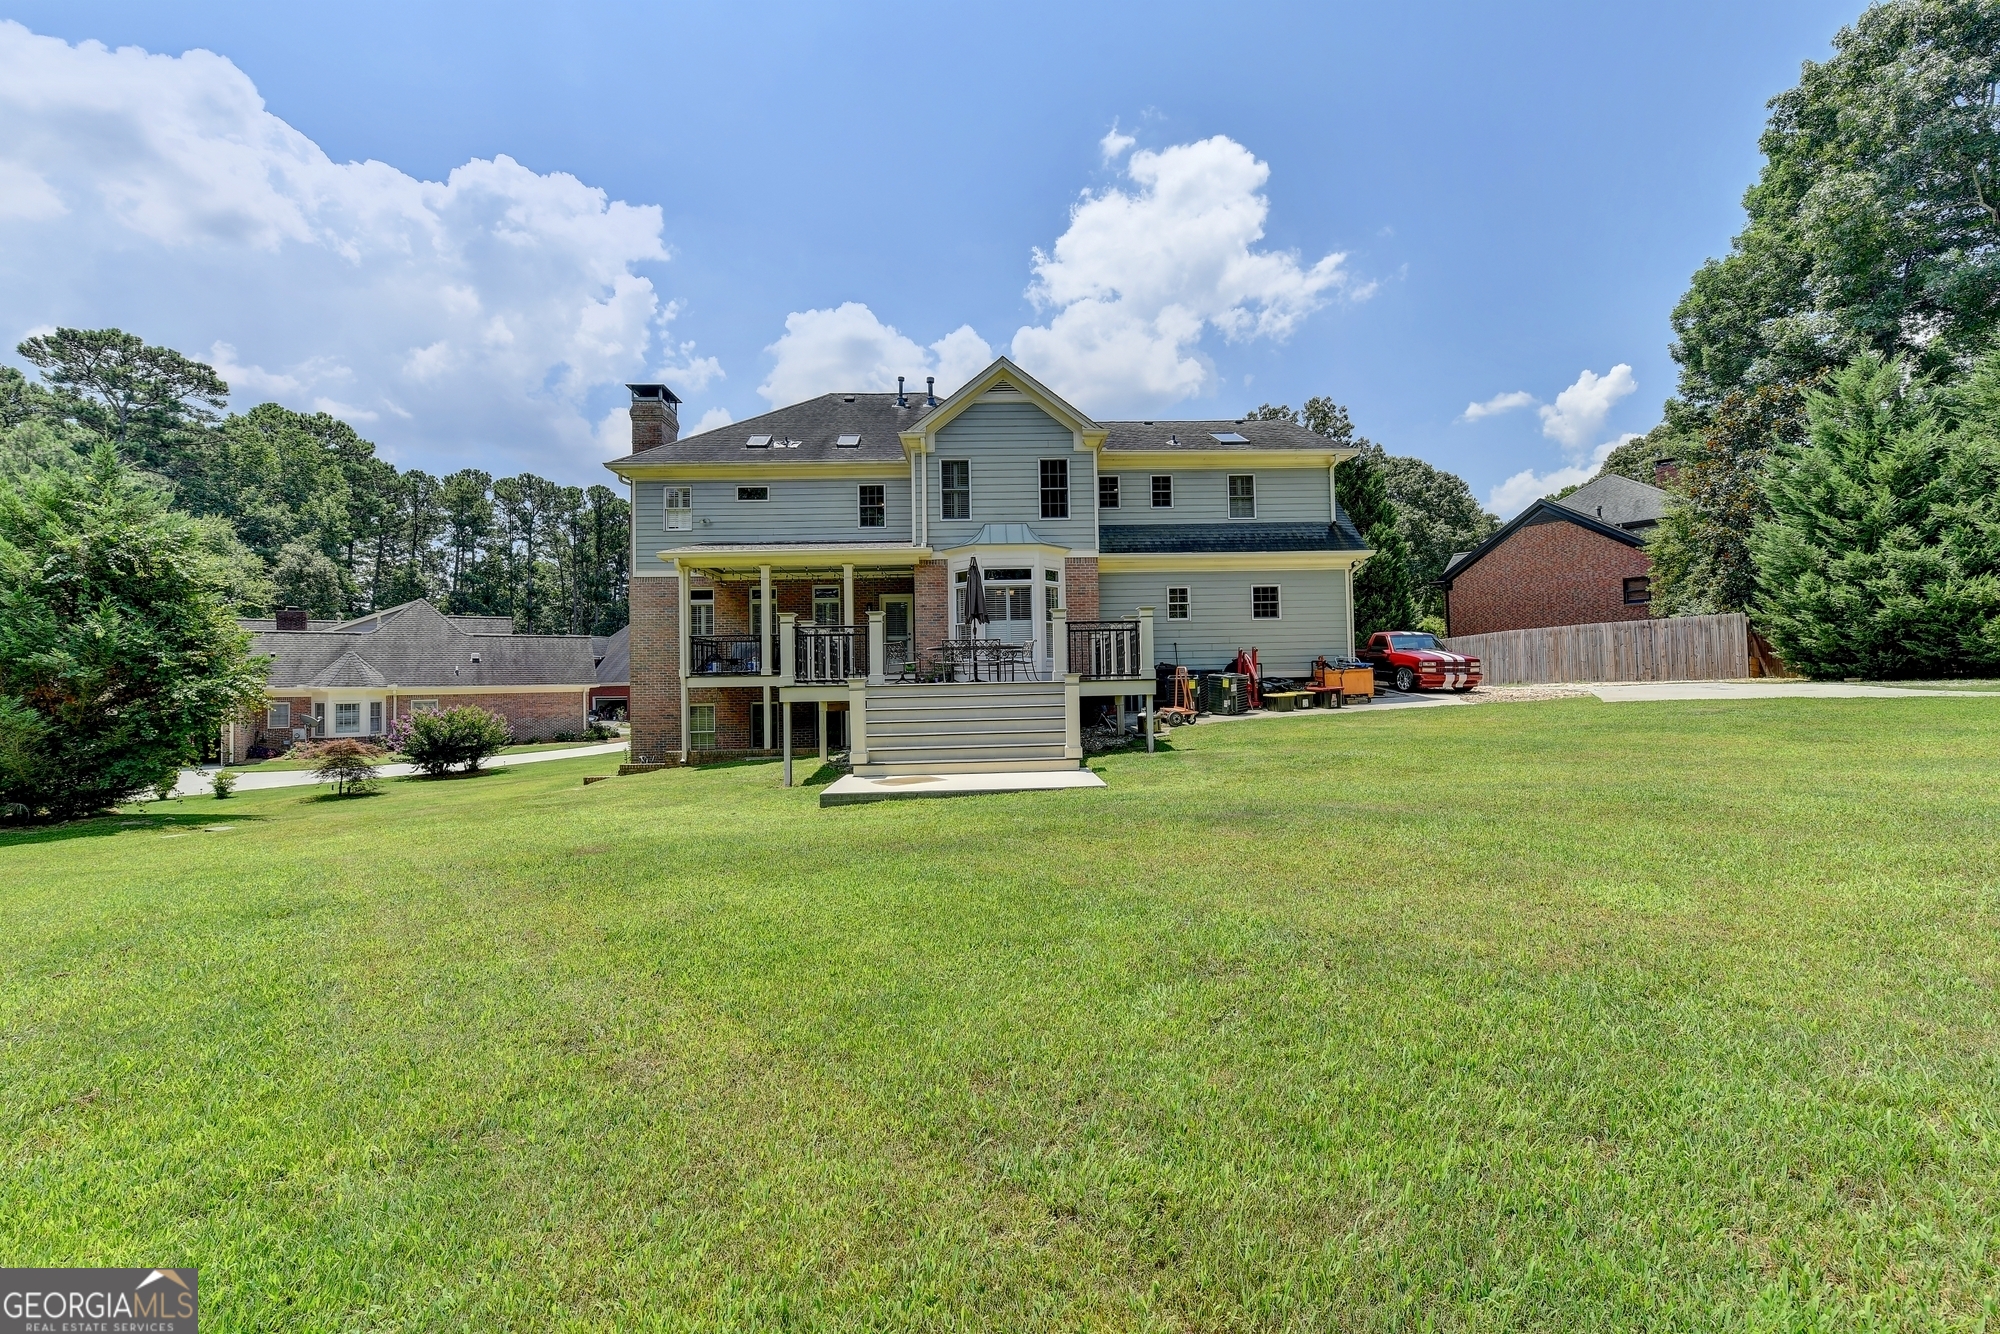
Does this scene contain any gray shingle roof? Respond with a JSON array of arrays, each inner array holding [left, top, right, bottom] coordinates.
[[607, 394, 1346, 470], [594, 626, 629, 686], [246, 600, 598, 690], [1100, 520, 1369, 555], [1553, 473, 1669, 529]]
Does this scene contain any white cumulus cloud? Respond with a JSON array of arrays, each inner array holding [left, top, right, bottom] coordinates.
[[0, 20, 706, 481], [1009, 135, 1355, 412], [1477, 365, 1642, 518], [1537, 364, 1636, 452], [1460, 389, 1535, 422], [758, 302, 992, 407], [1099, 123, 1136, 162], [757, 133, 1354, 418]]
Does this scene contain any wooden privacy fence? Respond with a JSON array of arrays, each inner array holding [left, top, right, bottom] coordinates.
[[1444, 613, 1753, 685]]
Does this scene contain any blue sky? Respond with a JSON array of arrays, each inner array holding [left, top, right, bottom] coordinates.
[[0, 2, 1862, 510]]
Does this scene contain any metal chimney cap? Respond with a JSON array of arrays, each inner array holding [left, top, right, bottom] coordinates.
[[625, 383, 683, 404]]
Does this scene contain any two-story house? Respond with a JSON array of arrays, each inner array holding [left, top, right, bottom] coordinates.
[[604, 357, 1370, 780]]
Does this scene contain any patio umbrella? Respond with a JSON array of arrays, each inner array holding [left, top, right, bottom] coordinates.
[[963, 558, 989, 633]]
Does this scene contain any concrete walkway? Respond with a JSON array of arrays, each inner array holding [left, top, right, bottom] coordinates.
[[819, 769, 1107, 807], [161, 740, 630, 798], [1586, 680, 2000, 703]]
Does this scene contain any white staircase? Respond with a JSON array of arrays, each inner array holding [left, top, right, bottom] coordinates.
[[855, 680, 1075, 777]]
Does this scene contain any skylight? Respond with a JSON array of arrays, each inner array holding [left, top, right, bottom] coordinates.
[[746, 434, 771, 448], [1211, 432, 1249, 444], [836, 434, 861, 448]]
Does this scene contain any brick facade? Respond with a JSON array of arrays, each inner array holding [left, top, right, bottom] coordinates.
[[1063, 556, 1101, 622], [914, 560, 950, 649], [629, 573, 682, 764], [1444, 513, 1652, 637], [391, 691, 588, 740]]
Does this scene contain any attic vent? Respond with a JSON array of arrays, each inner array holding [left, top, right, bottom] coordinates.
[[1211, 431, 1249, 444], [470, 651, 481, 663], [843, 395, 856, 403], [746, 434, 771, 448], [988, 380, 1019, 393], [836, 434, 861, 448]]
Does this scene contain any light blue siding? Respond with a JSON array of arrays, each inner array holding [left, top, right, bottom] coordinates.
[[929, 401, 1096, 551], [1097, 467, 1331, 525], [632, 474, 910, 573], [1098, 567, 1351, 672]]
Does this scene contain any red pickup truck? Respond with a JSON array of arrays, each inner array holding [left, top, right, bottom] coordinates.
[[1358, 631, 1481, 693]]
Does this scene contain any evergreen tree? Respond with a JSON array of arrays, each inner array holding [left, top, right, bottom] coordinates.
[[1751, 352, 2000, 676], [0, 448, 269, 819]]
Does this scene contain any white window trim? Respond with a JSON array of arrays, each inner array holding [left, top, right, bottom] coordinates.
[[857, 483, 886, 529], [333, 701, 363, 735], [940, 459, 971, 520], [664, 486, 693, 531], [1039, 458, 1070, 520], [410, 698, 440, 714], [1251, 583, 1282, 620], [689, 703, 718, 750], [1228, 474, 1256, 520], [1166, 586, 1191, 620], [1150, 475, 1174, 509], [1099, 475, 1120, 509], [267, 702, 291, 729]]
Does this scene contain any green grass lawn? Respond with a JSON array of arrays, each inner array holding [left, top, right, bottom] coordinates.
[[5, 698, 1999, 1330], [222, 737, 623, 772]]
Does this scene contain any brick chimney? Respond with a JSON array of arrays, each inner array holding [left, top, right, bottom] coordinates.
[[1652, 457, 1681, 487], [276, 607, 308, 631], [627, 383, 682, 452]]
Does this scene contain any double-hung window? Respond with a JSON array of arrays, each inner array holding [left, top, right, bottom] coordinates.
[[334, 702, 361, 734], [1624, 575, 1652, 605], [1039, 459, 1069, 519], [664, 486, 692, 530], [689, 704, 717, 751], [857, 484, 886, 528], [941, 460, 970, 519], [1251, 585, 1281, 620], [1098, 475, 1120, 509], [1151, 475, 1173, 508], [688, 589, 715, 637], [1167, 587, 1190, 620], [369, 702, 383, 734], [1228, 474, 1256, 519], [267, 702, 291, 730]]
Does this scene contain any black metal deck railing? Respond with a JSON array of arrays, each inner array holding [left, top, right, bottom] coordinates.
[[689, 633, 763, 675], [1067, 620, 1141, 680], [795, 624, 864, 683]]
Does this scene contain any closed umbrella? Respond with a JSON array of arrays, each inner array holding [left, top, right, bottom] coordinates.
[[963, 558, 988, 635]]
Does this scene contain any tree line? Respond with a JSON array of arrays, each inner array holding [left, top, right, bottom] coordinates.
[[1607, 0, 2000, 677], [2, 328, 630, 635]]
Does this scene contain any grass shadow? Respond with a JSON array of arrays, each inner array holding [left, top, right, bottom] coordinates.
[[306, 789, 387, 802], [0, 809, 271, 848]]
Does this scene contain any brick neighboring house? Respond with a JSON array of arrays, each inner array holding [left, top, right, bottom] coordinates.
[[226, 600, 599, 761], [1440, 473, 1670, 637]]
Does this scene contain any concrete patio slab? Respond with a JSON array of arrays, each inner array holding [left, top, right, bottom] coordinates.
[[819, 770, 1107, 807]]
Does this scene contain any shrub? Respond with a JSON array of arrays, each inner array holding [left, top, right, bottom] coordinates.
[[310, 738, 382, 795], [395, 706, 511, 776], [584, 721, 617, 742], [551, 730, 577, 743], [211, 768, 237, 799]]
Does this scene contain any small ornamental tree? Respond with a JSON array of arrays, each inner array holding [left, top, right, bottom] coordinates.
[[309, 739, 382, 795], [395, 706, 511, 776], [1751, 352, 2000, 678]]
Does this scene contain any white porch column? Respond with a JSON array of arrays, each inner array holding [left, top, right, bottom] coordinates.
[[1050, 607, 1068, 677], [777, 611, 797, 683], [841, 564, 855, 626], [866, 609, 886, 686], [676, 563, 691, 764], [847, 677, 870, 765], [817, 702, 828, 764], [782, 697, 793, 787], [1063, 673, 1082, 762], [1137, 606, 1155, 681], [759, 564, 773, 674]]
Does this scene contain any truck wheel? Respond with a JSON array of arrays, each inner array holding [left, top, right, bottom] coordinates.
[[1394, 667, 1415, 693]]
